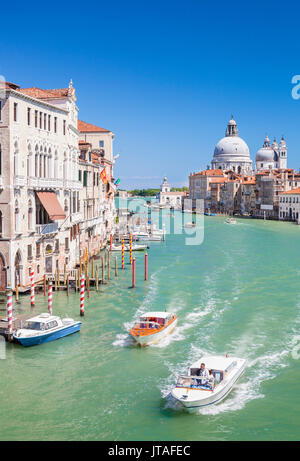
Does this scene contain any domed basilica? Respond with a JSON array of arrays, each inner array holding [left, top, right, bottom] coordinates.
[[211, 116, 287, 174]]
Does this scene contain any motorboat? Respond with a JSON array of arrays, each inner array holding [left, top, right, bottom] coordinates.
[[184, 222, 195, 228], [110, 243, 148, 251], [130, 311, 178, 346], [13, 313, 82, 347], [171, 355, 246, 409], [225, 217, 237, 224]]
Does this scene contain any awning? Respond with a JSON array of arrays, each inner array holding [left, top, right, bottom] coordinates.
[[36, 192, 66, 220]]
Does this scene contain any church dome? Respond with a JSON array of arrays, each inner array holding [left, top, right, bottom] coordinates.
[[256, 135, 274, 162], [213, 136, 250, 159], [256, 147, 274, 162]]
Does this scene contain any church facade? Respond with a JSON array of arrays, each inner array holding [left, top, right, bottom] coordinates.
[[211, 116, 288, 174]]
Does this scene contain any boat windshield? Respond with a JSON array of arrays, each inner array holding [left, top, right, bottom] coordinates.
[[176, 375, 213, 390], [133, 321, 161, 330], [23, 321, 44, 331]]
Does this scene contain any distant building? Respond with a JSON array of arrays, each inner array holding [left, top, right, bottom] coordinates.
[[255, 135, 287, 172], [279, 188, 300, 222], [156, 177, 187, 208]]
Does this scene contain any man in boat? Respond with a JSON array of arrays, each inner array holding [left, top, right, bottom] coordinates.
[[197, 363, 210, 384]]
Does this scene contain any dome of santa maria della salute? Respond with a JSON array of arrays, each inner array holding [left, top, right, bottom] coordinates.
[[211, 116, 252, 174]]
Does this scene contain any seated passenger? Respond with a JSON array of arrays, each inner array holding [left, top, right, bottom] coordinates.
[[208, 370, 215, 389]]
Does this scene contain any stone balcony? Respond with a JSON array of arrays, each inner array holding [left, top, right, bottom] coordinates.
[[28, 177, 63, 190], [64, 180, 82, 190], [14, 175, 26, 187], [70, 212, 83, 224], [36, 222, 59, 235]]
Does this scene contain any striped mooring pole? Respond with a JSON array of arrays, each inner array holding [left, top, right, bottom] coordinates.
[[132, 257, 136, 288], [30, 268, 35, 306], [80, 274, 85, 317], [48, 281, 53, 315], [145, 252, 148, 281], [129, 234, 132, 265], [110, 234, 112, 251], [6, 286, 13, 335], [121, 237, 125, 270]]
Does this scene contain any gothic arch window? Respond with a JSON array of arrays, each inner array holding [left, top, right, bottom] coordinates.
[[64, 199, 69, 213], [63, 152, 67, 180], [15, 200, 20, 233], [54, 151, 58, 178], [35, 145, 39, 176], [238, 166, 241, 174], [39, 146, 43, 178], [28, 199, 34, 230]]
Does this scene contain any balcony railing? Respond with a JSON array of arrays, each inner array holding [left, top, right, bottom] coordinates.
[[14, 175, 25, 187], [64, 180, 82, 190], [28, 177, 63, 189], [36, 222, 58, 235], [70, 212, 83, 224]]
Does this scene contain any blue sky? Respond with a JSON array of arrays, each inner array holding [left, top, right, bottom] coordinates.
[[1, 0, 300, 189]]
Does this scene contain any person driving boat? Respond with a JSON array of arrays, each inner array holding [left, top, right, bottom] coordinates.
[[197, 363, 209, 384]]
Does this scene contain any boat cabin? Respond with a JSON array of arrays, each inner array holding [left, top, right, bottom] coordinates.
[[23, 314, 62, 331], [136, 312, 174, 329], [176, 356, 238, 390]]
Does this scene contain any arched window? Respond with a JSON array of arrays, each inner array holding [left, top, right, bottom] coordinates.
[[54, 151, 58, 178], [44, 147, 47, 177], [15, 200, 19, 233], [28, 199, 33, 230], [64, 199, 69, 213], [39, 146, 43, 177], [63, 152, 67, 180], [35, 145, 39, 176]]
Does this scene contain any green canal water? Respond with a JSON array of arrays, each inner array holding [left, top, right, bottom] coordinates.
[[1, 207, 300, 440]]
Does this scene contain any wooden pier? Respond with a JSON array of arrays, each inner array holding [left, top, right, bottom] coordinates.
[[0, 313, 33, 342]]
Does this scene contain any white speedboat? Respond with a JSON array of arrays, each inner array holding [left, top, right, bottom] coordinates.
[[171, 355, 246, 409], [225, 217, 237, 224], [110, 243, 148, 251], [13, 313, 81, 347], [184, 222, 195, 228], [130, 312, 178, 346]]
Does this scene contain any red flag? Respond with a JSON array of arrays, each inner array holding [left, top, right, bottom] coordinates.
[[100, 168, 107, 184]]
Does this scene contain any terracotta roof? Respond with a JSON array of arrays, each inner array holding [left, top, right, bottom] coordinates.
[[279, 187, 300, 195], [78, 120, 111, 133], [18, 87, 73, 99], [191, 169, 224, 177], [209, 177, 227, 184]]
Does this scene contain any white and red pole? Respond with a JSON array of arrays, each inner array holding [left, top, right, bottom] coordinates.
[[7, 286, 13, 335], [132, 257, 136, 288], [110, 234, 112, 251], [80, 274, 85, 317], [48, 281, 53, 315], [145, 252, 148, 281], [30, 268, 35, 306]]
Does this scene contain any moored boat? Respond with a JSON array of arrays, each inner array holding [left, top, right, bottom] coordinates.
[[130, 312, 178, 346], [13, 313, 82, 347], [171, 355, 246, 409]]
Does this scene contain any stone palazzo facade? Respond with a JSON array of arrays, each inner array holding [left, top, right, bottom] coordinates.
[[0, 80, 116, 291]]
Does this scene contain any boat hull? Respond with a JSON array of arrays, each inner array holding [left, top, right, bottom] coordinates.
[[13, 322, 82, 347], [131, 318, 178, 346], [171, 361, 246, 409]]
